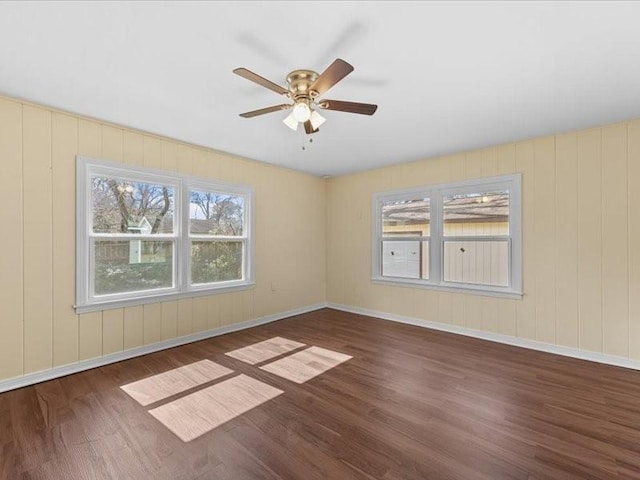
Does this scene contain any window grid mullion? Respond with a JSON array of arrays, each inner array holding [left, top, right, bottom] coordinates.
[[189, 235, 247, 241], [431, 191, 442, 283], [442, 235, 511, 242], [381, 236, 430, 241]]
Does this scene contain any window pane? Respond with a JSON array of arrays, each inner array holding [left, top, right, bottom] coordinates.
[[94, 240, 173, 295], [189, 191, 244, 236], [443, 240, 509, 287], [443, 190, 509, 236], [92, 177, 175, 234], [191, 241, 243, 284], [382, 240, 429, 280], [382, 198, 429, 237]]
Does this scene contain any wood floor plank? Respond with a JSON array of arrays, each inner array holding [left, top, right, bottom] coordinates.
[[2, 308, 640, 479]]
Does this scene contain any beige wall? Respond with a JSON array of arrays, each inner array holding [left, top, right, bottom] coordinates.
[[0, 96, 326, 382], [327, 120, 640, 360], [2, 90, 639, 384]]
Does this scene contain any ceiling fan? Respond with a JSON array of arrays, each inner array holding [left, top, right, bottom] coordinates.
[[233, 58, 377, 134]]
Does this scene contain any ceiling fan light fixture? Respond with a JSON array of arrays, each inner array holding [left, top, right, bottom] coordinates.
[[283, 111, 298, 131], [234, 59, 377, 136], [309, 110, 326, 130], [292, 101, 311, 122]]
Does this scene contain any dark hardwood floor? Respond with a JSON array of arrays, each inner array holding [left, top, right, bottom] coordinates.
[[2, 308, 640, 479]]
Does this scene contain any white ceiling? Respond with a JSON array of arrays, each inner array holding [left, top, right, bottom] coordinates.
[[1, 1, 639, 177]]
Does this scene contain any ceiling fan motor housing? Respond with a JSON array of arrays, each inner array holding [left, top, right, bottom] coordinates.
[[286, 70, 320, 100]]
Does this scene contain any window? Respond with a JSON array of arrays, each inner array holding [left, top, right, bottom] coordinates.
[[76, 157, 254, 313], [372, 174, 521, 298]]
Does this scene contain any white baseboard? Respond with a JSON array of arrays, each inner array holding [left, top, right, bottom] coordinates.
[[0, 302, 328, 394], [328, 302, 640, 372]]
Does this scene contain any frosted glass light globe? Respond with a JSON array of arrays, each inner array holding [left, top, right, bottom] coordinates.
[[292, 102, 311, 122], [309, 110, 326, 130], [283, 111, 298, 131]]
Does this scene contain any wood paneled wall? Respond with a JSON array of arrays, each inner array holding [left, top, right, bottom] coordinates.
[[1, 91, 638, 383], [327, 121, 640, 359], [0, 96, 326, 382]]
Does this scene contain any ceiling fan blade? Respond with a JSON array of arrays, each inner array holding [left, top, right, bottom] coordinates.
[[318, 99, 377, 115], [233, 68, 290, 96], [304, 120, 319, 134], [239, 104, 292, 118], [309, 59, 354, 96]]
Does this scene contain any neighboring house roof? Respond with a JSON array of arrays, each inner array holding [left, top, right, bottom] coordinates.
[[127, 217, 153, 234], [383, 193, 509, 225]]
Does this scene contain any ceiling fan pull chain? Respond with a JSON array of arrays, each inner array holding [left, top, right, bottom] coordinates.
[[302, 134, 315, 151]]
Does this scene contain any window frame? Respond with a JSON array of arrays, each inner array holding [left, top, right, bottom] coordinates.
[[372, 174, 522, 299], [76, 156, 255, 313]]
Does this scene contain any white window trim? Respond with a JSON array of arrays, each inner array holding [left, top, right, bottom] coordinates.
[[75, 156, 255, 314], [372, 174, 522, 299]]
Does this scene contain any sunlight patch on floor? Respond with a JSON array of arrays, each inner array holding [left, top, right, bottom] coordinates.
[[122, 338, 351, 442], [149, 374, 283, 442], [120, 359, 233, 406], [260, 346, 352, 384], [224, 336, 305, 365]]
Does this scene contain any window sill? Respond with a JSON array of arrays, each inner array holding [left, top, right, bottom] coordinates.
[[75, 281, 256, 314], [371, 277, 523, 300]]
